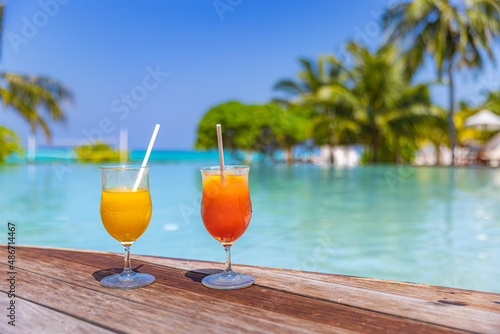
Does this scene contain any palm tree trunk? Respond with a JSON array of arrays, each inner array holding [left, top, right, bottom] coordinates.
[[394, 134, 400, 164], [285, 146, 293, 165], [434, 142, 441, 166], [328, 117, 335, 166], [371, 133, 378, 163], [448, 63, 457, 166], [329, 144, 335, 165]]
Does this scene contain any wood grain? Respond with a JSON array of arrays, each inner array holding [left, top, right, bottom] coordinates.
[[3, 257, 335, 333], [26, 246, 497, 333], [2, 245, 499, 333], [19, 246, 468, 333], [0, 297, 115, 334]]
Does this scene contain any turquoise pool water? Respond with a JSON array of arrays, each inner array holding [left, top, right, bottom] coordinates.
[[2, 161, 499, 293]]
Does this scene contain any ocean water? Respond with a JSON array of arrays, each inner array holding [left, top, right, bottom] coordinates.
[[1, 159, 500, 293]]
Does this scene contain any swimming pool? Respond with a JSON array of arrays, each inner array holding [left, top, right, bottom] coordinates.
[[2, 162, 499, 293]]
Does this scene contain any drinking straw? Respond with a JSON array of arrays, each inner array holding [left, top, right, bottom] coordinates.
[[132, 124, 160, 192], [216, 124, 225, 184]]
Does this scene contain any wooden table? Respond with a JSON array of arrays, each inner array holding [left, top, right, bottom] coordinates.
[[1, 245, 500, 333]]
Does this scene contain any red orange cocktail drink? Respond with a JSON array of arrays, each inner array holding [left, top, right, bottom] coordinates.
[[200, 166, 255, 289]]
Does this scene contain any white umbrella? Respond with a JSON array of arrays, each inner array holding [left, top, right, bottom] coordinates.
[[464, 109, 500, 130]]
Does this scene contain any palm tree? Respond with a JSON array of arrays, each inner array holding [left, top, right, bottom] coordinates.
[[383, 0, 500, 165], [274, 56, 353, 164], [0, 6, 72, 143], [0, 74, 72, 142], [323, 42, 442, 163], [274, 57, 341, 106], [484, 90, 500, 114], [414, 106, 448, 165]]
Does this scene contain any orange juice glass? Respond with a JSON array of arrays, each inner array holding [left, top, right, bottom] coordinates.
[[99, 166, 155, 289], [200, 165, 255, 289], [101, 189, 152, 244]]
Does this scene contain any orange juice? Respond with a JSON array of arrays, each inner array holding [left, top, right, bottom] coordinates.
[[100, 188, 152, 245], [201, 174, 252, 246]]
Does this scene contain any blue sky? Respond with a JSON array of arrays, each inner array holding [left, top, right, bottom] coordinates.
[[1, 0, 500, 150]]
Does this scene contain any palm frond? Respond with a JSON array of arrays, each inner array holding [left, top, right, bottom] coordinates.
[[274, 79, 304, 95], [0, 73, 73, 142]]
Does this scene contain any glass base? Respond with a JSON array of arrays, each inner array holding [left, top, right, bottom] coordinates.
[[100, 271, 155, 289], [202, 270, 255, 290]]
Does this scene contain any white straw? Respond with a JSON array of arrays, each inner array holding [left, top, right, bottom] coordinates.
[[133, 124, 160, 191], [216, 124, 225, 184]]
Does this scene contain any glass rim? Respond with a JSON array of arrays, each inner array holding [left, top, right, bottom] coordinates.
[[99, 165, 150, 170], [200, 165, 250, 171]]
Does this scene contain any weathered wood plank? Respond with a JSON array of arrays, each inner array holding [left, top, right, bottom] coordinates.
[[265, 268, 500, 310], [27, 246, 497, 333], [0, 296, 115, 334], [129, 254, 500, 333], [8, 266, 235, 334], [17, 246, 471, 333], [130, 253, 500, 311], [2, 258, 338, 333], [17, 245, 500, 306]]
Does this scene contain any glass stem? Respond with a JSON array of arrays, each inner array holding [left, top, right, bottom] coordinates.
[[122, 245, 133, 276], [224, 245, 232, 273]]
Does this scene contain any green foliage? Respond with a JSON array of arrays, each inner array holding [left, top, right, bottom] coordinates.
[[195, 101, 314, 159], [274, 56, 349, 108], [361, 136, 418, 164], [0, 126, 23, 162], [0, 69, 73, 143], [274, 55, 357, 149], [383, 0, 500, 162], [195, 101, 258, 151], [315, 43, 438, 163], [309, 114, 359, 146], [272, 41, 449, 164], [269, 105, 316, 149], [484, 90, 500, 114], [74, 142, 122, 162], [383, 0, 500, 77]]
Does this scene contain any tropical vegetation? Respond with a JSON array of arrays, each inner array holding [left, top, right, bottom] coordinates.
[[74, 142, 123, 162], [0, 126, 23, 162], [275, 43, 447, 163], [338, 43, 447, 163], [0, 73, 73, 142], [274, 56, 354, 164], [195, 0, 500, 165], [383, 0, 500, 164], [195, 101, 313, 163]]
